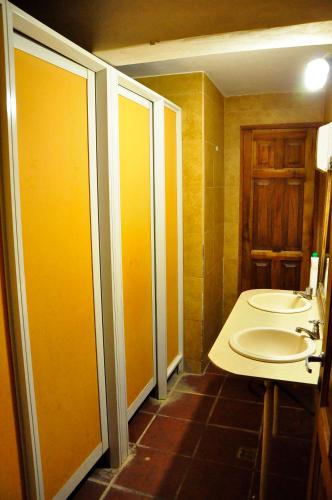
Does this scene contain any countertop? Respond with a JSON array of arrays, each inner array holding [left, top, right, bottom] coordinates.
[[208, 289, 322, 385]]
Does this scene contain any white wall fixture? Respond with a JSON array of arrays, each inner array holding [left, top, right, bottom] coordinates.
[[317, 122, 332, 172], [304, 57, 330, 91]]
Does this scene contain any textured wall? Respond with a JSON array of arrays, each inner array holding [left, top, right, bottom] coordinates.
[[202, 74, 224, 365], [223, 92, 326, 320], [137, 72, 224, 372], [137, 73, 205, 372]]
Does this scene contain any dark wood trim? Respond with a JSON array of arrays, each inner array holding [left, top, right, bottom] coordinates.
[[239, 129, 253, 292], [301, 127, 316, 289], [241, 122, 324, 131]]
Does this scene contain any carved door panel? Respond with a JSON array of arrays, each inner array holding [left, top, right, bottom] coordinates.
[[241, 127, 316, 291]]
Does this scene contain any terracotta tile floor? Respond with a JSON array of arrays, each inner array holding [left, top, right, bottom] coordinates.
[[70, 365, 315, 500]]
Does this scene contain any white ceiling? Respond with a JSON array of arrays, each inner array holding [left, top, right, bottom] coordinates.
[[118, 44, 332, 96]]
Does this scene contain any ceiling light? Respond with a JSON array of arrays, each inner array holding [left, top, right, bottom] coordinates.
[[304, 58, 330, 91]]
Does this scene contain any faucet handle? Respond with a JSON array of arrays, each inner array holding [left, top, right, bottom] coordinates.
[[305, 353, 325, 373], [309, 320, 324, 326]]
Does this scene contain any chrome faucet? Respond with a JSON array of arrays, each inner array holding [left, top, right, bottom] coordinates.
[[295, 320, 323, 340], [293, 286, 313, 300]]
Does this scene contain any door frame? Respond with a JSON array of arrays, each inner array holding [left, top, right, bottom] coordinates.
[[117, 85, 157, 420], [164, 101, 184, 378], [0, 1, 126, 497], [239, 122, 322, 294]]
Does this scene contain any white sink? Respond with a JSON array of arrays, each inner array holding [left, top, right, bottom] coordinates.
[[248, 292, 312, 314], [229, 327, 315, 363]]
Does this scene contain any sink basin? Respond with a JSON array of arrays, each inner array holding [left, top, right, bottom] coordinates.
[[229, 327, 315, 363], [248, 292, 312, 314]]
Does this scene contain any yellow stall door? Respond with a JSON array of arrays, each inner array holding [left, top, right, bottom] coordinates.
[[165, 107, 179, 367], [0, 231, 24, 499], [118, 91, 155, 412], [15, 48, 103, 498]]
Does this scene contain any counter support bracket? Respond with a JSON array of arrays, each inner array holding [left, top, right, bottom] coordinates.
[[260, 380, 274, 499]]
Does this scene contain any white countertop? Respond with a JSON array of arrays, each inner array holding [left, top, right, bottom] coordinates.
[[209, 289, 322, 385]]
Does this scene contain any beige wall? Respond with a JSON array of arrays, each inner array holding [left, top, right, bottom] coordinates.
[[202, 74, 224, 364], [137, 73, 205, 372], [223, 92, 326, 319], [137, 72, 224, 372]]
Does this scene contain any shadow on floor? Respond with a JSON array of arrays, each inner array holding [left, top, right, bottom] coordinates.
[[70, 364, 315, 500]]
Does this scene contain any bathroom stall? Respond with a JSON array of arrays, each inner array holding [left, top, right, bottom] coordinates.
[[0, 4, 119, 498], [118, 86, 157, 417], [115, 76, 183, 417], [0, 2, 183, 497]]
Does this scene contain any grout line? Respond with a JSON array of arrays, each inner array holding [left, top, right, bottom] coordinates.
[[207, 422, 261, 434], [134, 413, 158, 446], [105, 484, 160, 499], [136, 442, 194, 459], [205, 372, 228, 426], [98, 451, 136, 500], [87, 477, 110, 487]]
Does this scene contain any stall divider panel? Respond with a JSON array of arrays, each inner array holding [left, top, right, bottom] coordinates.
[[164, 104, 183, 376], [118, 86, 156, 419]]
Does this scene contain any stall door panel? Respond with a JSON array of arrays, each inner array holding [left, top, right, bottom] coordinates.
[[164, 107, 179, 367], [118, 93, 155, 408], [0, 235, 24, 498], [15, 49, 102, 498]]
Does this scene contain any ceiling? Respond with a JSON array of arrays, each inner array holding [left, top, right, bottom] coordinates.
[[13, 0, 332, 51], [118, 44, 332, 96], [12, 0, 332, 96]]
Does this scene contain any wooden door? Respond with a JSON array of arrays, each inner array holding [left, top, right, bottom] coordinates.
[[241, 126, 316, 292], [118, 87, 156, 419], [14, 40, 107, 498]]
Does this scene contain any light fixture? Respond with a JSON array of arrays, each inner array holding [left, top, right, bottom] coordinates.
[[304, 58, 330, 91]]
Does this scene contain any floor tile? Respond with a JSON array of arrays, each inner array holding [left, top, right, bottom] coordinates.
[[196, 425, 259, 469], [115, 446, 190, 499], [140, 415, 204, 456], [206, 362, 229, 375], [129, 412, 154, 443], [277, 382, 315, 411], [277, 406, 314, 440], [178, 459, 253, 500], [69, 479, 107, 499], [220, 376, 264, 402], [104, 486, 152, 499], [210, 398, 263, 431], [250, 472, 307, 500], [257, 435, 311, 479], [176, 373, 225, 396], [140, 397, 162, 414], [159, 391, 214, 422]]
